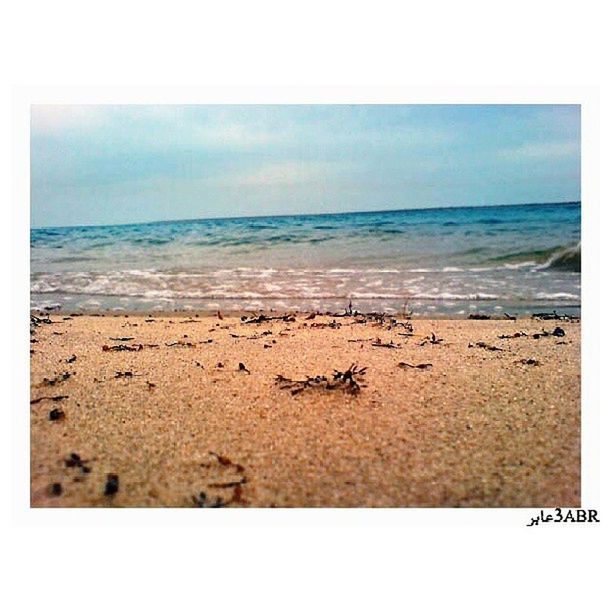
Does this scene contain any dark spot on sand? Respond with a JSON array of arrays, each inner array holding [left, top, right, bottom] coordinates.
[[104, 474, 119, 496], [49, 483, 62, 496], [49, 408, 65, 421]]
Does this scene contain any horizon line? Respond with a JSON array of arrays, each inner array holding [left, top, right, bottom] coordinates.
[[31, 199, 581, 231]]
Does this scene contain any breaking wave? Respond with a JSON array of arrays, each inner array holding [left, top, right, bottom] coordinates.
[[537, 242, 581, 272]]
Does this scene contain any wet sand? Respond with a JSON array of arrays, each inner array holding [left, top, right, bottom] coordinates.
[[30, 312, 580, 507]]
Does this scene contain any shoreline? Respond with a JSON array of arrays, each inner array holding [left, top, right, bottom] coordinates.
[[30, 307, 581, 321], [30, 312, 581, 507]]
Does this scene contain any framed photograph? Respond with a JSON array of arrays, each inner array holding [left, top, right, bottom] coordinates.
[[29, 104, 581, 509]]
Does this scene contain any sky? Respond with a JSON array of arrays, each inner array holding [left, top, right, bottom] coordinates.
[[30, 104, 580, 228]]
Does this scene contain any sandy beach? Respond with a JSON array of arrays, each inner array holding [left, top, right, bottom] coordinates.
[[30, 312, 580, 508]]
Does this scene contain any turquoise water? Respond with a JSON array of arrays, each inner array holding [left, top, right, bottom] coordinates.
[[31, 201, 581, 316]]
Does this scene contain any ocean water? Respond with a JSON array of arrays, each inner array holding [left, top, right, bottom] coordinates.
[[30, 202, 581, 316]]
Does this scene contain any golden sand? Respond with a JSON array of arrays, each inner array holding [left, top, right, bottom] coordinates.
[[30, 313, 580, 507]]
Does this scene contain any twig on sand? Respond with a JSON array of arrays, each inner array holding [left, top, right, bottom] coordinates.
[[164, 339, 213, 348], [30, 394, 68, 405], [398, 362, 433, 370], [103, 344, 144, 352], [371, 338, 401, 349]]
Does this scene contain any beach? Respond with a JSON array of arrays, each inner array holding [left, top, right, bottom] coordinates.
[[30, 311, 580, 508]]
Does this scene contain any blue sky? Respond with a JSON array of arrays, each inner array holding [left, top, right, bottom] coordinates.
[[30, 105, 580, 227]]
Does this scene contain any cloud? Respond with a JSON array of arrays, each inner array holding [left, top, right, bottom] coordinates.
[[31, 105, 110, 134], [497, 140, 580, 160], [231, 160, 330, 186]]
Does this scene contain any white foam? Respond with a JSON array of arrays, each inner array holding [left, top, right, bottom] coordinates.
[[534, 292, 580, 300]]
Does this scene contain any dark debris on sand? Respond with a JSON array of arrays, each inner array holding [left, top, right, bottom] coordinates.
[[104, 474, 119, 496], [419, 333, 443, 346], [468, 341, 504, 352], [532, 311, 579, 322], [275, 363, 367, 396], [398, 362, 433, 370]]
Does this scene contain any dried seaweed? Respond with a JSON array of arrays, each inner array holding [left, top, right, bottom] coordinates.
[[64, 453, 91, 474], [275, 363, 367, 396], [243, 313, 296, 324], [41, 372, 72, 386], [532, 327, 565, 339], [498, 331, 528, 339], [532, 311, 579, 321], [163, 338, 213, 348], [103, 344, 143, 352], [371, 338, 401, 349], [192, 491, 228, 508], [30, 395, 68, 405], [398, 362, 433, 370], [310, 320, 342, 329], [468, 342, 504, 351], [516, 358, 540, 366], [419, 333, 443, 346], [351, 313, 413, 331], [30, 314, 54, 331], [192, 453, 247, 507], [469, 314, 491, 320]]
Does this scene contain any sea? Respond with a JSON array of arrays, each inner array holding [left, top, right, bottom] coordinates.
[[30, 201, 581, 317]]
